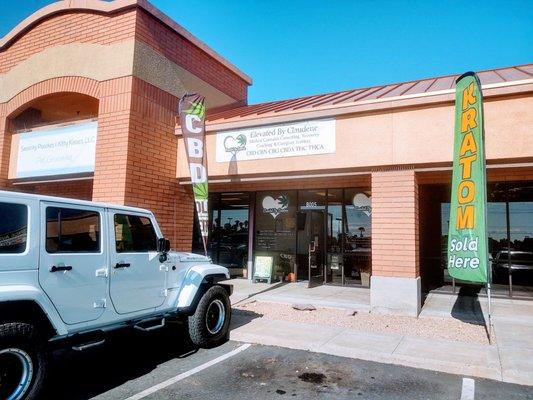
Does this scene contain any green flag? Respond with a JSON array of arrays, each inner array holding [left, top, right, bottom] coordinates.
[[447, 72, 488, 283]]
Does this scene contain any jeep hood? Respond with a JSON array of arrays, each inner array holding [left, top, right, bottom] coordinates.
[[168, 251, 211, 263]]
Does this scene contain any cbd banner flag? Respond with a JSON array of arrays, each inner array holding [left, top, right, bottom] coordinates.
[[447, 73, 488, 283], [179, 94, 209, 256]]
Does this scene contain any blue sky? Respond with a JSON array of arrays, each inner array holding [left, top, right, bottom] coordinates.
[[1, 1, 531, 104]]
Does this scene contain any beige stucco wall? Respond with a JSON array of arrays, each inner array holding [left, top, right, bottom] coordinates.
[[0, 40, 238, 108], [177, 95, 533, 179], [0, 41, 135, 103]]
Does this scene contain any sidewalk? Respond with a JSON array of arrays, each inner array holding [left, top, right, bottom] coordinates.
[[229, 280, 370, 311], [227, 279, 533, 386]]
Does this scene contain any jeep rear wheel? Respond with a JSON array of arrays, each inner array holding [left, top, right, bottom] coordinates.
[[0, 323, 47, 400], [188, 286, 231, 348]]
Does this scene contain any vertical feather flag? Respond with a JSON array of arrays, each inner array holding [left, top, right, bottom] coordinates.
[[179, 94, 209, 256], [447, 72, 488, 284]]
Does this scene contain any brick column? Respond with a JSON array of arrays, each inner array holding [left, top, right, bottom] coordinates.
[[93, 77, 194, 250], [370, 169, 421, 316], [0, 105, 10, 189], [92, 77, 134, 205]]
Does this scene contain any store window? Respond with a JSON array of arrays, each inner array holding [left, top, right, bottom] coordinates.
[[344, 188, 372, 286], [192, 188, 372, 286], [194, 193, 250, 274], [255, 191, 297, 281], [326, 189, 343, 284], [441, 181, 533, 297]]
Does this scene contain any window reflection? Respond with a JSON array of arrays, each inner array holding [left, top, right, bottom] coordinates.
[[344, 189, 372, 286], [193, 192, 250, 276], [256, 191, 297, 282], [441, 181, 533, 295], [193, 188, 372, 287], [326, 189, 343, 285]]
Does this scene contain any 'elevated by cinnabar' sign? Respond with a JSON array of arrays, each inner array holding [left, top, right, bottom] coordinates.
[[447, 72, 488, 283]]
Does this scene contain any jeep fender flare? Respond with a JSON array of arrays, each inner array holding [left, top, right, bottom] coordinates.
[[176, 264, 230, 312], [0, 285, 68, 336]]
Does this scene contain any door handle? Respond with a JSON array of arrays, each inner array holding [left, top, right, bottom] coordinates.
[[49, 265, 73, 273], [115, 262, 131, 269]]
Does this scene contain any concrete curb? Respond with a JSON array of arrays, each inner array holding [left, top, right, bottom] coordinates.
[[230, 317, 533, 386]]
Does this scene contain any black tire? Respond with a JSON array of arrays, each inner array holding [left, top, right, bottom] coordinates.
[[188, 286, 231, 348], [0, 323, 47, 400]]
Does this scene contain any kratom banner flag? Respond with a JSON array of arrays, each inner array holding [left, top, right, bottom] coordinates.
[[447, 72, 488, 283], [179, 94, 209, 256]]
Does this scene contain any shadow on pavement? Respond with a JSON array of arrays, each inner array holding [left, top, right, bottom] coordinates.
[[42, 322, 200, 400], [230, 307, 262, 330], [451, 286, 486, 326], [231, 282, 289, 306]]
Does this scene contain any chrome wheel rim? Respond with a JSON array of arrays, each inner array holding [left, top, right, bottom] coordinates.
[[0, 348, 33, 400], [206, 299, 226, 335]]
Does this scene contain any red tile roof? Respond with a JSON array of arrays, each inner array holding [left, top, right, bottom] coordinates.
[[207, 64, 533, 124]]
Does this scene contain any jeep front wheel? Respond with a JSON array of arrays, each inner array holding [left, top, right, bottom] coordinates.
[[188, 286, 231, 348], [0, 323, 47, 400]]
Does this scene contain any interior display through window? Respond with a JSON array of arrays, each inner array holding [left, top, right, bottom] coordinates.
[[440, 181, 533, 297], [193, 193, 250, 275], [255, 191, 297, 282], [344, 188, 372, 286]]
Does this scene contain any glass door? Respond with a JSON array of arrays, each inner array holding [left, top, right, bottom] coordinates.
[[296, 210, 326, 287]]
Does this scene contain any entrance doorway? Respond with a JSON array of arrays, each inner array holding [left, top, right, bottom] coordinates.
[[297, 210, 326, 287]]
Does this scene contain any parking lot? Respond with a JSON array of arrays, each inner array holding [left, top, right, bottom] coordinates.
[[41, 323, 533, 400]]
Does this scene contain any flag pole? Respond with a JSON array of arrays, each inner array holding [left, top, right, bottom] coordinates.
[[487, 280, 492, 344], [486, 258, 493, 344]]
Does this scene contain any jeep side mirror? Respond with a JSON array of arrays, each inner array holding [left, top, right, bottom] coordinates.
[[157, 238, 171, 253]]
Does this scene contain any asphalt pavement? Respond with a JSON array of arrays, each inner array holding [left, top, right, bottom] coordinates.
[[41, 323, 533, 400]]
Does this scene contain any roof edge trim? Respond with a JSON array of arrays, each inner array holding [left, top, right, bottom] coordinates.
[[197, 78, 533, 133], [0, 0, 252, 85]]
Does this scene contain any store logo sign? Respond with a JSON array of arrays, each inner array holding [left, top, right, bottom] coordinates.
[[262, 195, 289, 218], [223, 134, 247, 155], [353, 193, 371, 217], [215, 119, 335, 162]]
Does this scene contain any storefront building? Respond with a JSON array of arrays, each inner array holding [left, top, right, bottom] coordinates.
[[1, 0, 532, 316]]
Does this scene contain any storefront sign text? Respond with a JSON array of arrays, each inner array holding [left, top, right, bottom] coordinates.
[[15, 121, 97, 179], [179, 93, 209, 255], [262, 195, 289, 218], [216, 119, 335, 162], [447, 73, 488, 283]]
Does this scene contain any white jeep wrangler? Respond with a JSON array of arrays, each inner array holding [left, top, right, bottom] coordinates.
[[0, 190, 232, 400]]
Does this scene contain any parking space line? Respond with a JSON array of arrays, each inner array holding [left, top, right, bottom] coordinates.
[[460, 377, 475, 400], [125, 343, 252, 400]]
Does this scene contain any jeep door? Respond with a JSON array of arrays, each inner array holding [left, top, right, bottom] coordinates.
[[39, 202, 108, 325], [109, 211, 167, 314]]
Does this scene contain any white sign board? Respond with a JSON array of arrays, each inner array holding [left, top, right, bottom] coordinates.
[[16, 121, 97, 179], [253, 255, 274, 281], [216, 119, 335, 162]]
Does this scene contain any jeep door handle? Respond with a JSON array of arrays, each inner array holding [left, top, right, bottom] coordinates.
[[49, 265, 73, 272], [115, 262, 131, 269]]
